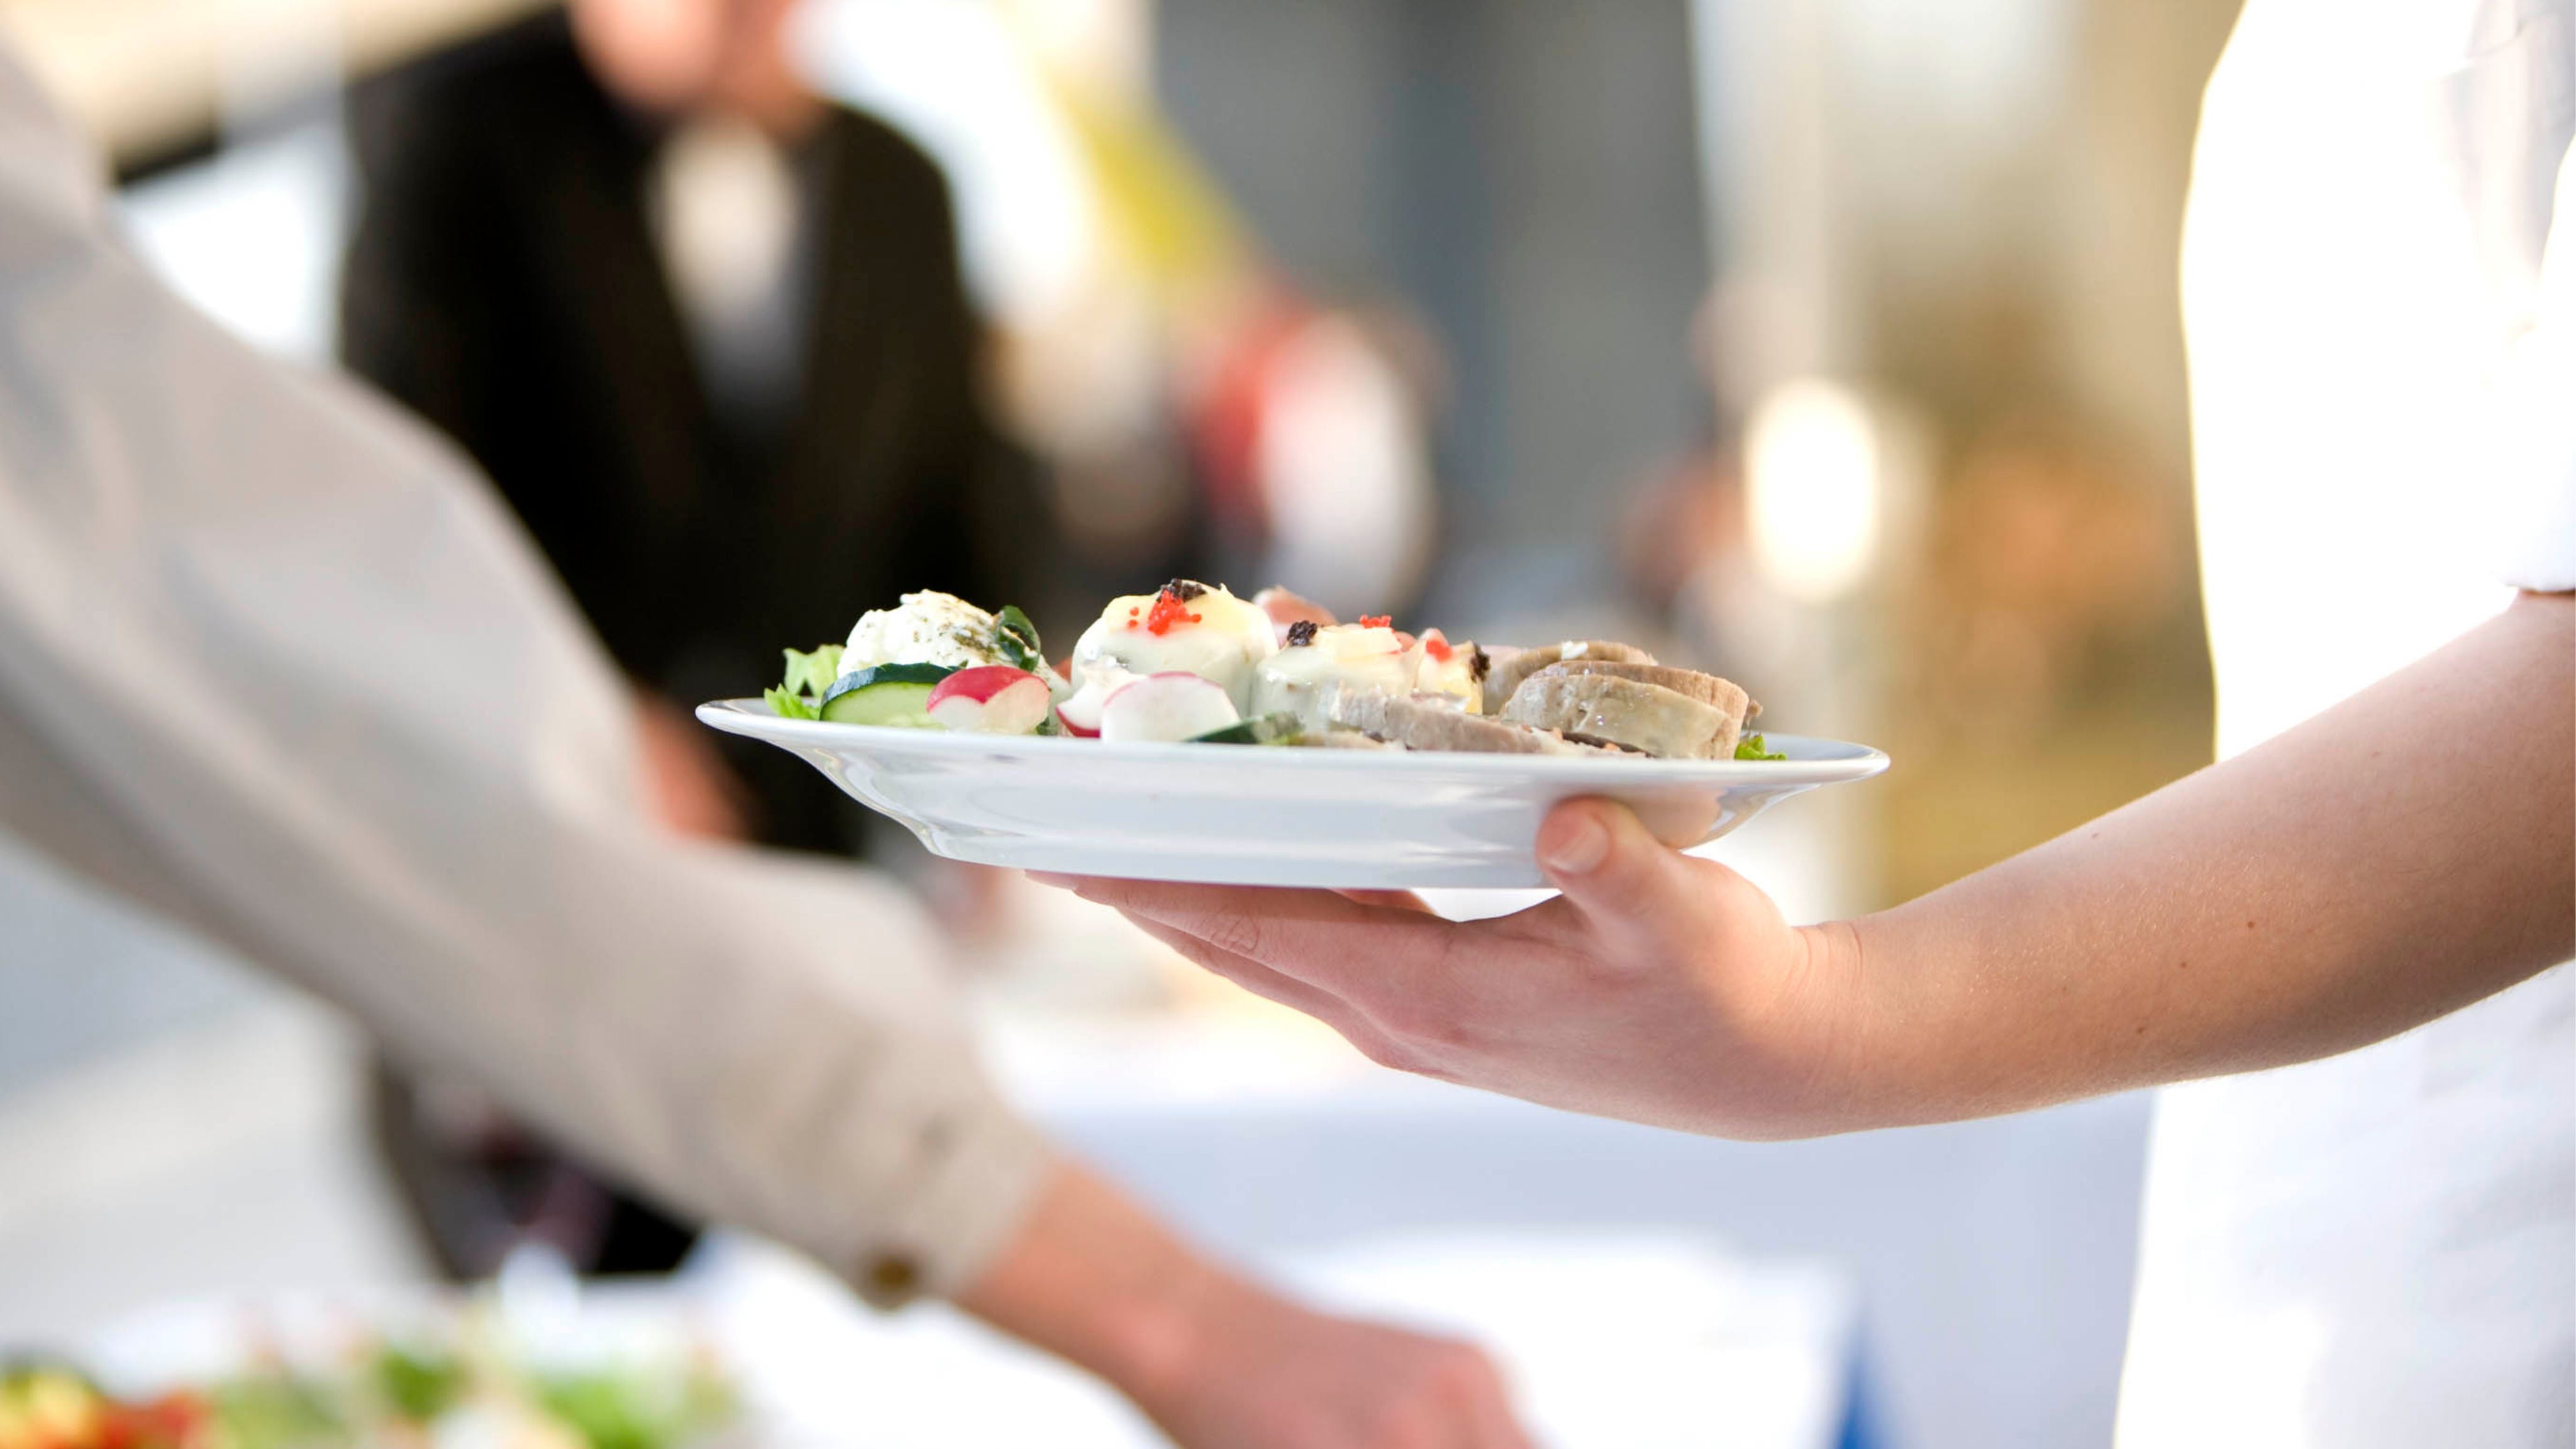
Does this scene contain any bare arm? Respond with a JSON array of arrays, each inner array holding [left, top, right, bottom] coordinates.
[[1056, 592, 2572, 1138], [961, 1164, 1532, 1449], [1840, 587, 2572, 1125]]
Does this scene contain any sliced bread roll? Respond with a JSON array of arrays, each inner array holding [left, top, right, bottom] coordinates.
[[1330, 691, 1605, 756], [1479, 640, 1658, 714], [1536, 660, 1752, 717], [1498, 663, 1752, 759]]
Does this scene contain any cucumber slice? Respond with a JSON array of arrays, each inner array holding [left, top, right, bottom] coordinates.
[[819, 664, 958, 728], [822, 680, 940, 728], [1187, 712, 1305, 747], [823, 662, 958, 701]]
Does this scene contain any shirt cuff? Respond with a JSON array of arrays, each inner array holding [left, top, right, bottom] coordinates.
[[830, 1070, 1055, 1309]]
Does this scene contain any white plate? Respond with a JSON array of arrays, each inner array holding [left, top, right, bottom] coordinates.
[[698, 700, 1890, 889]]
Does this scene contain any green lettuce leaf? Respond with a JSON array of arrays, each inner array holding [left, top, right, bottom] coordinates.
[[1734, 733, 1785, 762], [994, 605, 1043, 674], [764, 686, 819, 721], [780, 644, 845, 701]]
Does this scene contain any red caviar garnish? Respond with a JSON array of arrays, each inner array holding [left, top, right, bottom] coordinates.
[[1421, 629, 1455, 663], [1359, 614, 1392, 630], [1145, 589, 1203, 636]]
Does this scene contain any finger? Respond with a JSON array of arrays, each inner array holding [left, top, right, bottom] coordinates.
[[1065, 878, 1465, 1006], [1467, 1366, 1538, 1449], [1118, 914, 1413, 1066], [1335, 888, 1438, 914], [1533, 797, 1713, 953]]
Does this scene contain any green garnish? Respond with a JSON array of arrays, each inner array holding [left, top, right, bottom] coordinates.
[[995, 605, 1044, 674], [767, 645, 845, 718], [780, 645, 843, 700], [1735, 733, 1786, 762], [211, 1372, 344, 1446], [535, 1367, 735, 1449], [375, 1344, 465, 1423], [1189, 713, 1304, 747]]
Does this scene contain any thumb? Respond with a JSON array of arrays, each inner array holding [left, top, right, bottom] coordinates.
[[1534, 797, 1705, 937]]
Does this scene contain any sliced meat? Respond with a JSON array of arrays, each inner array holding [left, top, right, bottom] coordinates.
[[1528, 660, 1753, 721], [1293, 728, 1400, 750], [1480, 640, 1658, 714], [1498, 665, 1749, 760], [1253, 586, 1339, 640], [1329, 691, 1606, 756]]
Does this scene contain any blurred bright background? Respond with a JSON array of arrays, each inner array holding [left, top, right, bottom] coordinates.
[[0, 0, 2243, 1445]]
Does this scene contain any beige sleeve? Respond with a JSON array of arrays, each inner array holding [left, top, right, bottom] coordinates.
[[0, 53, 1048, 1304]]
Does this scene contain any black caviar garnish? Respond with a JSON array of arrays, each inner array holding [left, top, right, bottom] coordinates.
[[1468, 644, 1491, 682], [1285, 620, 1319, 648], [1162, 579, 1209, 602]]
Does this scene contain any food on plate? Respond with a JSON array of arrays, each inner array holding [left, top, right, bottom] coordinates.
[[1190, 713, 1311, 747], [926, 665, 1055, 735], [1071, 581, 1278, 712], [1499, 661, 1753, 760], [819, 662, 953, 727], [767, 591, 1052, 726], [1411, 629, 1490, 711], [1479, 639, 1660, 714], [1251, 585, 1339, 638], [0, 1331, 736, 1449], [1098, 671, 1243, 743], [1250, 620, 1423, 733], [761, 579, 1786, 760], [1329, 691, 1608, 756], [846, 589, 1036, 673]]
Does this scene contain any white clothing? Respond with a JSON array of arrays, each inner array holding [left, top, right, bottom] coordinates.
[[0, 52, 1047, 1304], [2119, 1, 2576, 1443]]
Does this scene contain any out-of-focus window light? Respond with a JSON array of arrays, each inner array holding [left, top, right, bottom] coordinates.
[[1256, 315, 1435, 618], [1744, 378, 1883, 602], [119, 123, 350, 365], [796, 0, 1103, 330]]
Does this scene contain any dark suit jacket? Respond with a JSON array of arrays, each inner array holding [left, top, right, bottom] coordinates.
[[341, 13, 1041, 853]]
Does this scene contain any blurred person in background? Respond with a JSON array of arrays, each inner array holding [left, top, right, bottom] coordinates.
[[0, 40, 1533, 1449], [337, 0, 1448, 1280], [341, 0, 1035, 860], [1053, 3, 2576, 1444], [338, 0, 1060, 1277]]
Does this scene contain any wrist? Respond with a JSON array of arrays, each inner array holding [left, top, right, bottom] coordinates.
[[1785, 917, 1883, 1132], [1096, 1252, 1258, 1419], [952, 1163, 1241, 1410]]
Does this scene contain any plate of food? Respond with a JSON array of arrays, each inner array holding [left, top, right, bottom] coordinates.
[[697, 582, 1887, 889]]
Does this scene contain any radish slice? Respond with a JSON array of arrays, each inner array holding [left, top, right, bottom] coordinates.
[[1056, 663, 1136, 736], [926, 665, 1053, 735], [1099, 671, 1241, 743]]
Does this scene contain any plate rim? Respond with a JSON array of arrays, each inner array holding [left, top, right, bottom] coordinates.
[[695, 698, 1891, 785]]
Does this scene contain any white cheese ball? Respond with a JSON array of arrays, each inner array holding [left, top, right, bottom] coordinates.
[[845, 591, 1006, 672], [1070, 583, 1277, 712]]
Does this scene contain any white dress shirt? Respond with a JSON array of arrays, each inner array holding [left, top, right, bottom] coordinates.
[[2119, 1, 2575, 1443], [0, 50, 1046, 1306]]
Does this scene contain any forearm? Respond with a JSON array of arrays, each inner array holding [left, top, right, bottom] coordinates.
[[1831, 590, 2573, 1126], [953, 1162, 1240, 1413]]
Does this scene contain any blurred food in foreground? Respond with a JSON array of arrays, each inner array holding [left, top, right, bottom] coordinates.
[[0, 1318, 736, 1449]]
